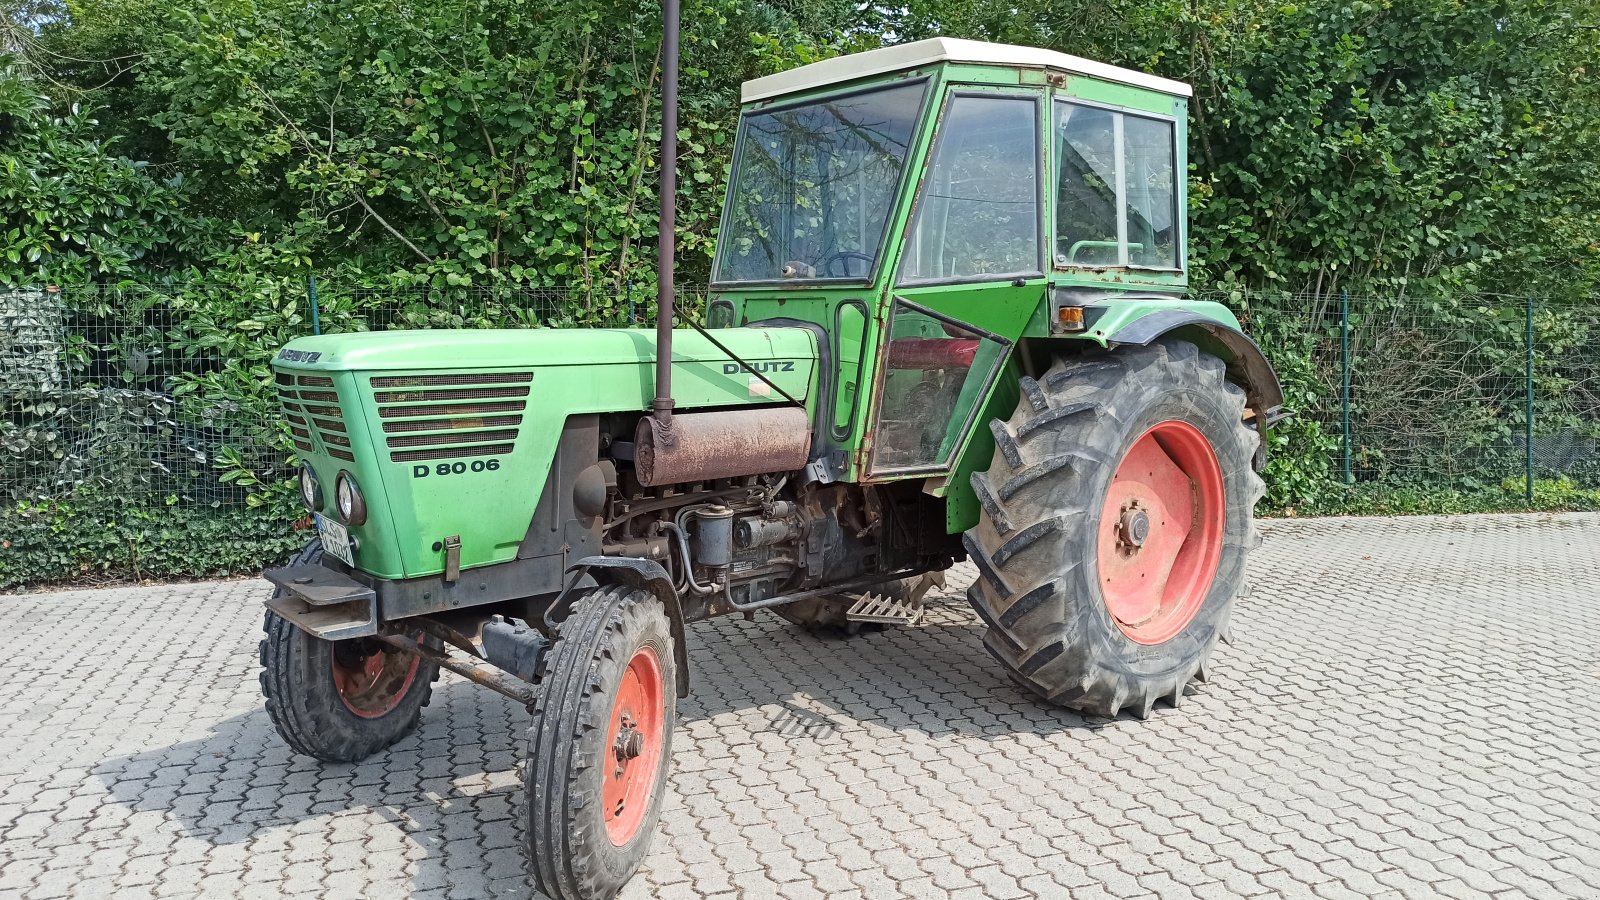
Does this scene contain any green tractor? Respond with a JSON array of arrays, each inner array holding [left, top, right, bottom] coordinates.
[[261, 34, 1281, 900]]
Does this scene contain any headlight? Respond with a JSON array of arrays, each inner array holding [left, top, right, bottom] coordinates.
[[335, 471, 367, 525], [298, 465, 322, 511]]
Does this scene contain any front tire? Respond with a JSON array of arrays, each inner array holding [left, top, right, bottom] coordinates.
[[964, 341, 1264, 719], [526, 585, 677, 900], [260, 540, 439, 762]]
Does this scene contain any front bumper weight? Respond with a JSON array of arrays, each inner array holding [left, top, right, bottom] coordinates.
[[263, 563, 378, 641]]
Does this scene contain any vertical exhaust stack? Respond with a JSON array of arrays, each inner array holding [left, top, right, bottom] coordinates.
[[633, 0, 813, 487], [650, 0, 680, 447]]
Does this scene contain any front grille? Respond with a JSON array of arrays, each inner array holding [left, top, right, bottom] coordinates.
[[277, 377, 355, 462], [370, 371, 534, 462], [276, 369, 533, 465], [385, 428, 520, 448]]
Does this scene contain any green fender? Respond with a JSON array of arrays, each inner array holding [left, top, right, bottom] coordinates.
[[941, 300, 1285, 535], [1100, 307, 1286, 423]]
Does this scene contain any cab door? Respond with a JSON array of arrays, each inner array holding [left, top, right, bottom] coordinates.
[[867, 87, 1047, 477]]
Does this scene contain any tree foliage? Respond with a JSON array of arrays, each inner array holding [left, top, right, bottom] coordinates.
[[11, 0, 1596, 297], [0, 0, 1596, 557]]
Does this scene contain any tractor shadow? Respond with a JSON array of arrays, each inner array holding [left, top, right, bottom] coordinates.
[[674, 594, 1129, 741], [94, 680, 540, 898], [91, 590, 1140, 899]]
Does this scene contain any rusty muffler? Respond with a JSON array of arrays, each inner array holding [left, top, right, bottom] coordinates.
[[635, 407, 811, 486]]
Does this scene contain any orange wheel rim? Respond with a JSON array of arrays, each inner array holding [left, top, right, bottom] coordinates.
[[331, 638, 421, 718], [1096, 420, 1225, 645], [603, 645, 666, 846]]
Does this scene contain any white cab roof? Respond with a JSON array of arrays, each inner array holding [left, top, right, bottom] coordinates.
[[741, 37, 1192, 103]]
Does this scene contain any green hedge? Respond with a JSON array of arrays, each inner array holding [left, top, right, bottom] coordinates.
[[7, 477, 1599, 591], [0, 494, 309, 591]]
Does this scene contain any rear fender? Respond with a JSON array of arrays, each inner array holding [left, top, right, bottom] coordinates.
[[1105, 311, 1286, 426]]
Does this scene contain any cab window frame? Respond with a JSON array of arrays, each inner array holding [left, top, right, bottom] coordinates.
[[895, 87, 1047, 287], [709, 76, 936, 289], [1052, 96, 1183, 274]]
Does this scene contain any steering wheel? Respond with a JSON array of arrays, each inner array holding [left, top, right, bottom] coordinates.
[[821, 251, 874, 277]]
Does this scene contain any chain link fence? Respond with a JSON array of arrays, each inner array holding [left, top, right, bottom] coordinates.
[[0, 281, 703, 506], [3, 282, 1597, 508], [1215, 288, 1600, 499]]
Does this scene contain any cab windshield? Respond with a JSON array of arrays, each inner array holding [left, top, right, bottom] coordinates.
[[714, 81, 927, 283]]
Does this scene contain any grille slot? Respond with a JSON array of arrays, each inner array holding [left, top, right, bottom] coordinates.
[[387, 428, 519, 449], [391, 444, 513, 463], [372, 385, 529, 404], [371, 372, 533, 388], [383, 415, 523, 433], [379, 401, 525, 418], [371, 371, 533, 463]]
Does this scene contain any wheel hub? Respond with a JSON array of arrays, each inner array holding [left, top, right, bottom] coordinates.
[[1096, 420, 1226, 645], [614, 716, 644, 763], [1116, 503, 1151, 549]]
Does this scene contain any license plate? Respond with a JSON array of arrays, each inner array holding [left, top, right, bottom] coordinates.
[[316, 514, 354, 566]]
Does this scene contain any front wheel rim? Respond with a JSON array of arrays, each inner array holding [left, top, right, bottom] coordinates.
[[1095, 420, 1226, 645], [603, 645, 666, 846], [331, 639, 421, 718]]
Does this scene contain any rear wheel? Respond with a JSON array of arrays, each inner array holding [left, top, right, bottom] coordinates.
[[260, 540, 439, 761], [526, 585, 676, 900], [964, 341, 1263, 718]]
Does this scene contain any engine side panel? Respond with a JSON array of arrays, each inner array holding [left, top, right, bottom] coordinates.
[[272, 327, 818, 579]]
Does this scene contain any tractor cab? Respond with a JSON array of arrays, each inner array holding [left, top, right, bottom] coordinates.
[[706, 38, 1205, 488]]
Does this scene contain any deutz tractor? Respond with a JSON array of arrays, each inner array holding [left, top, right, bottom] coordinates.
[[261, 35, 1282, 900]]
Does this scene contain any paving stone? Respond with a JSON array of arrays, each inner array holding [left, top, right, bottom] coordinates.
[[1, 512, 1597, 898]]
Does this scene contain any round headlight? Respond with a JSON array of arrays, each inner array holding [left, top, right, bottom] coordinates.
[[335, 471, 367, 525], [298, 465, 322, 511]]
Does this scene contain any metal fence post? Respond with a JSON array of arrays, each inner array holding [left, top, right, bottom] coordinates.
[[1526, 295, 1535, 504], [1341, 289, 1352, 485], [307, 275, 321, 336]]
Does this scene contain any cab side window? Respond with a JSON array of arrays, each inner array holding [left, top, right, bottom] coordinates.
[[1055, 104, 1119, 266], [1124, 114, 1178, 269], [900, 94, 1042, 283], [1055, 100, 1179, 270]]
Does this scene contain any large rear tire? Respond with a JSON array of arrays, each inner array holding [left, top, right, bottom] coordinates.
[[260, 540, 439, 761], [964, 341, 1264, 719], [526, 585, 677, 900]]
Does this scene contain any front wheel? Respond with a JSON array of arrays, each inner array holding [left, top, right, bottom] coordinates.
[[260, 541, 439, 761], [526, 585, 677, 900], [964, 341, 1264, 719]]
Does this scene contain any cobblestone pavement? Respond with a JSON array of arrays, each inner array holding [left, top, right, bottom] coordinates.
[[2, 513, 1599, 900]]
